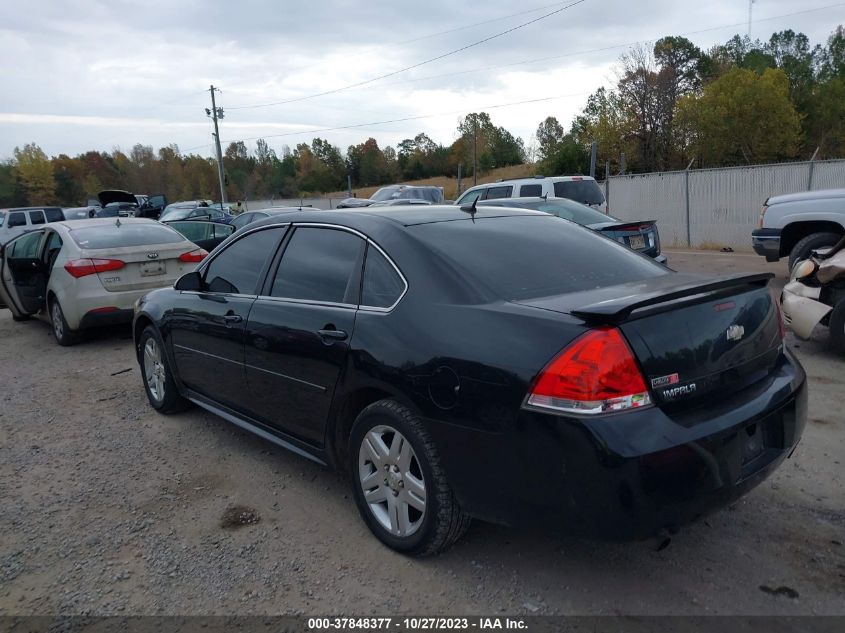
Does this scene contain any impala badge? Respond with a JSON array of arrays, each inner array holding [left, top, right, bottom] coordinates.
[[726, 325, 745, 341], [147, 252, 159, 260]]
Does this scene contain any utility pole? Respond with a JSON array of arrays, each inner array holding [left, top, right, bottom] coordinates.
[[206, 85, 227, 204], [472, 120, 478, 187], [747, 0, 755, 38]]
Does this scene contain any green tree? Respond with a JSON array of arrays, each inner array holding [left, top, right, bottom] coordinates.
[[677, 67, 801, 165], [13, 143, 56, 204], [535, 116, 565, 162]]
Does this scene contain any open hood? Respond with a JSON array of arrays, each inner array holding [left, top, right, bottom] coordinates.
[[97, 190, 137, 206]]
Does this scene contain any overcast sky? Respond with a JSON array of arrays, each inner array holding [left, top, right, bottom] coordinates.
[[1, 0, 842, 161]]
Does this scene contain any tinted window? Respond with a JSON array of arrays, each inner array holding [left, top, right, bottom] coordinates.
[[231, 213, 254, 230], [411, 216, 667, 300], [69, 224, 185, 249], [167, 221, 234, 242], [484, 186, 513, 200], [28, 210, 46, 225], [553, 180, 605, 205], [204, 227, 285, 294], [7, 212, 26, 228], [519, 184, 542, 196], [513, 199, 618, 225], [44, 208, 64, 222], [362, 246, 405, 309], [0, 211, 5, 227], [271, 228, 364, 304], [8, 232, 43, 259], [457, 190, 482, 205]]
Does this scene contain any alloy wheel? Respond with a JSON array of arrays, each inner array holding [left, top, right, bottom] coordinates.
[[358, 425, 427, 537], [51, 302, 63, 339], [143, 338, 166, 403]]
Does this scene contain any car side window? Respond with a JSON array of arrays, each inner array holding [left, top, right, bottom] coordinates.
[[203, 227, 285, 295], [8, 231, 44, 259], [520, 184, 542, 196], [270, 227, 365, 305], [483, 186, 513, 200], [361, 245, 405, 309], [7, 212, 26, 228], [44, 208, 63, 222], [457, 190, 482, 205]]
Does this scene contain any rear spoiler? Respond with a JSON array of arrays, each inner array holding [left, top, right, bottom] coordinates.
[[571, 273, 774, 324]]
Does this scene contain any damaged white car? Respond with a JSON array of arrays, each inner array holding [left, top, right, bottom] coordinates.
[[781, 235, 845, 352]]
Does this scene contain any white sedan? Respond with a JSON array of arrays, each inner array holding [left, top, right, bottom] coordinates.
[[0, 218, 207, 345]]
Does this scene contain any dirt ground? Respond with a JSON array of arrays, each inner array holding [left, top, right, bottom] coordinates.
[[0, 250, 843, 616]]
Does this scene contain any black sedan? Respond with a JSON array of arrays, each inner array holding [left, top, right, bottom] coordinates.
[[479, 196, 667, 263], [133, 205, 806, 555]]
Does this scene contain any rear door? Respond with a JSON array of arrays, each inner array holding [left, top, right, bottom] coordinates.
[[243, 225, 365, 443], [0, 230, 47, 316]]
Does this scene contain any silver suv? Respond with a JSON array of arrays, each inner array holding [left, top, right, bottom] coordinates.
[[752, 188, 845, 269], [455, 176, 608, 213]]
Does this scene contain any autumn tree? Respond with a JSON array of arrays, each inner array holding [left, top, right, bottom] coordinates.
[[677, 67, 801, 165], [14, 143, 56, 204]]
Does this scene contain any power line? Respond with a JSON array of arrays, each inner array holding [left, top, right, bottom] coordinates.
[[226, 0, 587, 111], [224, 1, 845, 109], [181, 92, 589, 151]]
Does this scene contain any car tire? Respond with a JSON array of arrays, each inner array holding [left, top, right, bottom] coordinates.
[[349, 399, 470, 556], [139, 325, 188, 414], [789, 232, 841, 271], [50, 298, 79, 346], [828, 299, 845, 355]]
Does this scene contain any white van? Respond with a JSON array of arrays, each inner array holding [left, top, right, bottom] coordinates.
[[455, 176, 608, 213]]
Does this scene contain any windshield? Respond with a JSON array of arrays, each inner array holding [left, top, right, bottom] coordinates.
[[371, 187, 442, 202], [553, 180, 605, 206], [160, 207, 198, 221], [69, 224, 186, 249], [411, 215, 667, 300]]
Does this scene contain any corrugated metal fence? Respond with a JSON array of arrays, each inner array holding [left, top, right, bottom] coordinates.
[[606, 159, 845, 251]]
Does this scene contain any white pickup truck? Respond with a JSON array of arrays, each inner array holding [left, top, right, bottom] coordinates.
[[752, 188, 845, 269]]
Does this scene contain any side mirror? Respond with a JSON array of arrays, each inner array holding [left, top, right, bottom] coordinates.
[[175, 270, 203, 291]]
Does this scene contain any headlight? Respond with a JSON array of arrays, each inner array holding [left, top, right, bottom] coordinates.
[[758, 204, 768, 229], [793, 259, 817, 280]]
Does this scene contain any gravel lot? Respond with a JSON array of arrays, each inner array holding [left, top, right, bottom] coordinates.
[[1, 250, 843, 616]]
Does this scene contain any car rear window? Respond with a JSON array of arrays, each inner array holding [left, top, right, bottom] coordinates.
[[525, 200, 618, 225], [411, 216, 667, 300], [44, 208, 64, 222], [553, 180, 605, 206], [69, 224, 185, 249]]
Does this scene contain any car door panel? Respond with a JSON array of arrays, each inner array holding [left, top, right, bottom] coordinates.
[[244, 300, 357, 443], [0, 231, 47, 315]]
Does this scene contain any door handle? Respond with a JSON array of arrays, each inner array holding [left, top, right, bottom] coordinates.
[[318, 328, 348, 342], [222, 313, 242, 324]]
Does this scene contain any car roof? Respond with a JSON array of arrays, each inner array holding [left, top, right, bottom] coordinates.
[[1, 206, 63, 212], [245, 204, 545, 231]]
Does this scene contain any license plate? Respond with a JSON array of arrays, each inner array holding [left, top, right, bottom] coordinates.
[[140, 262, 166, 277], [628, 235, 646, 250]]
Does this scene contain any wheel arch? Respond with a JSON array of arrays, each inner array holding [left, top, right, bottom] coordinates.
[[133, 313, 156, 361], [780, 221, 844, 257], [327, 385, 422, 471]]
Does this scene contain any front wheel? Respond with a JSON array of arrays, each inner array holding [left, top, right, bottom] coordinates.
[[349, 399, 470, 556], [828, 299, 845, 355], [789, 232, 841, 271], [139, 326, 188, 413]]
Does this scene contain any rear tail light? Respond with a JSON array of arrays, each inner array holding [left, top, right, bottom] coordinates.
[[64, 258, 125, 278], [179, 249, 209, 263], [526, 327, 652, 415]]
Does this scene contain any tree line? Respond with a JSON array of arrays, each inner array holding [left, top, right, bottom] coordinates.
[[2, 25, 843, 208]]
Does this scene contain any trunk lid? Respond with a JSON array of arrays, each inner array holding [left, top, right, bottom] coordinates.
[[515, 273, 782, 410], [83, 242, 197, 292], [589, 220, 659, 254], [97, 190, 138, 206]]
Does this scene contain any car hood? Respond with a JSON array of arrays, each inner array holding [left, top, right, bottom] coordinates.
[[98, 190, 138, 206], [767, 188, 845, 206]]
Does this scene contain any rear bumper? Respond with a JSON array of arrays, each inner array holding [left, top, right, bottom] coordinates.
[[428, 350, 806, 540], [78, 308, 134, 330], [752, 228, 782, 261], [61, 285, 170, 330]]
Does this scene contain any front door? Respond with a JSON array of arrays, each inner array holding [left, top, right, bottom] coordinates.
[[168, 226, 287, 411], [244, 226, 365, 444], [0, 230, 47, 317]]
